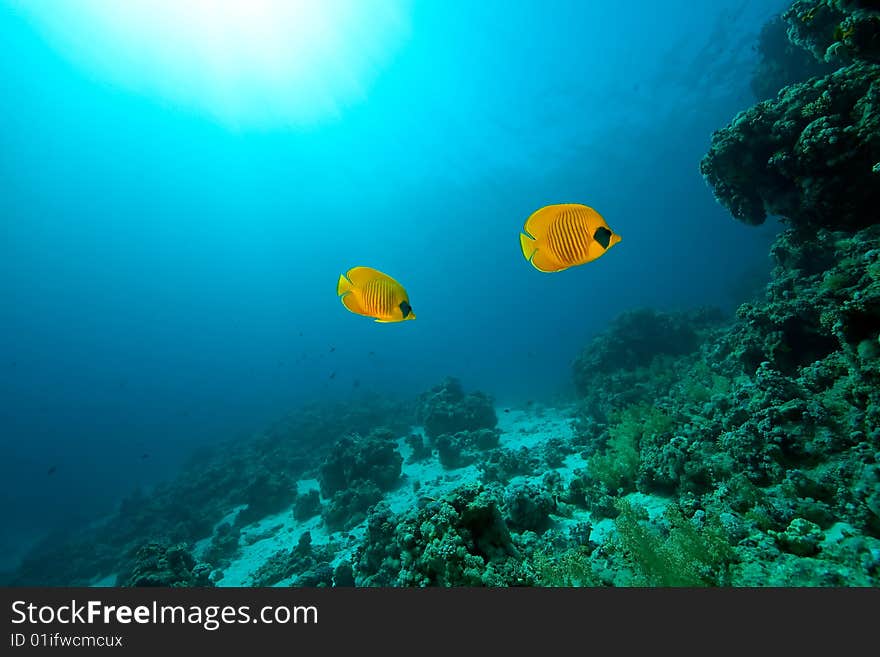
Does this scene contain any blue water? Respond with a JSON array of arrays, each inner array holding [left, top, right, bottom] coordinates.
[[0, 0, 786, 570]]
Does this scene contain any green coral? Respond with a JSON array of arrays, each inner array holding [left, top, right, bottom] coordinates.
[[533, 546, 600, 587], [611, 500, 736, 587], [588, 403, 674, 494]]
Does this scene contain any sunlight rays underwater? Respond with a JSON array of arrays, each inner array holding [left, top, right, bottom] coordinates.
[[9, 0, 413, 129]]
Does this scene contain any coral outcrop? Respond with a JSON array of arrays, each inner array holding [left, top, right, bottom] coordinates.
[[354, 485, 529, 586], [751, 14, 837, 100], [317, 427, 403, 530], [701, 62, 879, 230], [118, 542, 213, 587], [416, 377, 498, 440], [783, 0, 880, 65]]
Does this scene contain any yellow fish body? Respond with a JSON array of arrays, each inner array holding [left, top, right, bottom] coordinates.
[[519, 203, 621, 272], [337, 266, 415, 323]]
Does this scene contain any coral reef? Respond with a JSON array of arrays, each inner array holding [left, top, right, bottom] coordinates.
[[322, 481, 384, 531], [416, 377, 498, 440], [249, 532, 334, 587], [751, 14, 838, 100], [317, 427, 403, 530], [703, 2, 880, 229], [404, 433, 432, 463], [318, 428, 403, 498], [783, 0, 880, 65], [435, 428, 500, 469], [503, 483, 556, 533], [118, 542, 213, 587], [354, 485, 531, 586], [202, 522, 241, 570], [478, 446, 541, 483], [5, 395, 410, 585], [293, 490, 322, 522], [571, 308, 727, 424], [233, 471, 298, 527], [702, 61, 879, 229]]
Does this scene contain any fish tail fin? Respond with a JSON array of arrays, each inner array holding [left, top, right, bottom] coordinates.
[[336, 273, 352, 297]]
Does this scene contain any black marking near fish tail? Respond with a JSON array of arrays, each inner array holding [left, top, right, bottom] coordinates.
[[593, 226, 612, 249], [400, 300, 412, 318]]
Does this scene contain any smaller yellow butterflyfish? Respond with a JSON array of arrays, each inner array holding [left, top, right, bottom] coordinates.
[[337, 266, 415, 323], [519, 203, 621, 272]]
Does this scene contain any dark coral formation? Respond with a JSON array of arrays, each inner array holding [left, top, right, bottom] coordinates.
[[435, 428, 500, 469], [118, 542, 213, 587], [556, 203, 879, 583], [233, 471, 298, 527], [354, 485, 529, 586], [751, 15, 837, 100], [202, 522, 241, 570], [478, 446, 541, 483], [404, 432, 432, 463], [249, 531, 334, 587], [293, 489, 322, 521], [572, 308, 726, 422], [783, 0, 880, 65], [503, 483, 556, 533], [701, 62, 879, 229], [318, 428, 403, 498], [317, 427, 403, 531], [416, 377, 498, 440], [703, 0, 880, 231]]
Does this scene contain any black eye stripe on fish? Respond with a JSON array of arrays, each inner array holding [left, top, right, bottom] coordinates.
[[593, 226, 612, 249]]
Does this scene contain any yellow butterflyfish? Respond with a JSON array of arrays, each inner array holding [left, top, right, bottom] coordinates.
[[336, 266, 415, 323], [519, 203, 621, 272]]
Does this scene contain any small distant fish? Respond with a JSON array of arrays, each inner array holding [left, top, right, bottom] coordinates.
[[519, 203, 621, 272], [329, 371, 336, 379], [368, 351, 376, 357], [141, 453, 150, 460], [47, 466, 56, 475], [298, 332, 303, 337], [526, 400, 534, 406], [337, 266, 415, 323], [329, 346, 336, 353], [352, 379, 360, 388], [504, 408, 510, 413]]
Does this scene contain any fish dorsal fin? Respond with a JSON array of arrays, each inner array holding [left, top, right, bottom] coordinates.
[[523, 204, 571, 240], [344, 266, 397, 290]]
